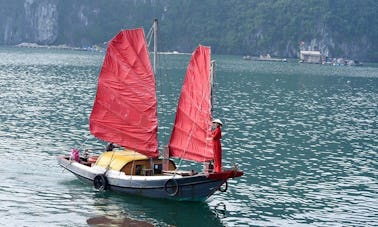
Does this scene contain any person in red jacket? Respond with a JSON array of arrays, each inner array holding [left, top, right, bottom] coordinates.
[[212, 119, 223, 173]]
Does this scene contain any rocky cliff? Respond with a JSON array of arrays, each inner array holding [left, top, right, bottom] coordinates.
[[1, 0, 58, 44], [0, 0, 377, 62], [0, 0, 165, 47]]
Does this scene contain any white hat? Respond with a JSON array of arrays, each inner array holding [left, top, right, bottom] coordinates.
[[212, 119, 223, 125]]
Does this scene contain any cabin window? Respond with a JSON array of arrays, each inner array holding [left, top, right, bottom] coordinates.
[[135, 165, 142, 175], [154, 164, 162, 174]]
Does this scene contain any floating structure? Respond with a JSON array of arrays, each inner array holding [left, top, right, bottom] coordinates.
[[299, 50, 322, 64], [243, 54, 287, 62]]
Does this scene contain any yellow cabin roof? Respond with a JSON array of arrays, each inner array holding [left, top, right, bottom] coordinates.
[[95, 150, 149, 171]]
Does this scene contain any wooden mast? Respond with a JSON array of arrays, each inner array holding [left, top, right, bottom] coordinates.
[[210, 60, 215, 114], [153, 19, 158, 74]]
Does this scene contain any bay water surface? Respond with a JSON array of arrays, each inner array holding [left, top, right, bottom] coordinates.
[[0, 46, 377, 226]]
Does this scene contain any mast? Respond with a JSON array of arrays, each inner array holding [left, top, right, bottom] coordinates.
[[210, 60, 215, 115], [153, 19, 158, 74]]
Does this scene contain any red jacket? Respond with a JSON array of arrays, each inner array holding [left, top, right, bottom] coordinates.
[[212, 126, 222, 172]]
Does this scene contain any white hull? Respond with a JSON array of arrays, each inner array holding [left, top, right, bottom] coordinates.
[[57, 156, 241, 201]]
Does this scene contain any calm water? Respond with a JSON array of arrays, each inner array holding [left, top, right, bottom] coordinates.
[[0, 46, 377, 226]]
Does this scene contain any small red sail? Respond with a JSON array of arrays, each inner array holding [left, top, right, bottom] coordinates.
[[169, 46, 213, 162], [89, 28, 158, 157]]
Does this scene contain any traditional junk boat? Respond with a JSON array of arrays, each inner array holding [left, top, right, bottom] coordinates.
[[57, 20, 243, 201]]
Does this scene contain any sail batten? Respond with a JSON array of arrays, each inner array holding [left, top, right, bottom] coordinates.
[[168, 46, 213, 162], [89, 28, 158, 157]]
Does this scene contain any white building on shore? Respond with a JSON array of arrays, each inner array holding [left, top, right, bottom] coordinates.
[[299, 50, 322, 63]]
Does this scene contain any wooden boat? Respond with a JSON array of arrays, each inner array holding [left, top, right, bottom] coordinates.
[[57, 19, 243, 201]]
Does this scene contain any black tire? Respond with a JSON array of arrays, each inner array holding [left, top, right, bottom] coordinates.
[[93, 174, 108, 191], [219, 181, 228, 192], [164, 178, 179, 196]]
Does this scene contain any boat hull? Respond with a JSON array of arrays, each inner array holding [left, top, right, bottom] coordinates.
[[57, 156, 242, 201]]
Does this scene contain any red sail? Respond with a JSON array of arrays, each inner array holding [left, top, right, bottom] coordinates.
[[169, 46, 213, 162], [89, 28, 158, 157]]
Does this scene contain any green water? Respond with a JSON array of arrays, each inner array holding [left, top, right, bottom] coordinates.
[[0, 46, 377, 226]]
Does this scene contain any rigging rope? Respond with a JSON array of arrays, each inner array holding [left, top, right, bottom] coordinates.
[[211, 61, 236, 167]]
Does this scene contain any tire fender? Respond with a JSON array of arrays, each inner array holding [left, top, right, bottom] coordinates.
[[93, 174, 108, 191], [164, 178, 179, 196], [219, 181, 228, 192]]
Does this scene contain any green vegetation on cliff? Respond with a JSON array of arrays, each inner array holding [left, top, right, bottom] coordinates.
[[158, 0, 378, 61], [0, 0, 377, 61]]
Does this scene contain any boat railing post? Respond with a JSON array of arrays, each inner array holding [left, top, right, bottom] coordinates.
[[162, 145, 169, 171], [203, 161, 214, 174]]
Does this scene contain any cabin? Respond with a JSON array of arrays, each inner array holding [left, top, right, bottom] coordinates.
[[300, 50, 322, 64], [93, 150, 177, 176]]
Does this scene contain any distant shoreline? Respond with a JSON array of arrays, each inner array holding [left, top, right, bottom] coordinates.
[[15, 43, 190, 55], [15, 42, 104, 52]]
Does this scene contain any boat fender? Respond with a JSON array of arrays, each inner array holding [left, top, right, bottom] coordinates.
[[164, 179, 179, 196], [219, 181, 228, 192], [93, 174, 108, 191]]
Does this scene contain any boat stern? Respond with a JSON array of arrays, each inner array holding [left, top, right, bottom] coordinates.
[[207, 169, 244, 180]]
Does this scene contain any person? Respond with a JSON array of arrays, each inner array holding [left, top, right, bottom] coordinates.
[[105, 142, 116, 151], [212, 119, 223, 173], [70, 148, 80, 162]]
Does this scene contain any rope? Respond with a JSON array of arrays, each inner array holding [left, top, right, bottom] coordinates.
[[146, 25, 153, 48], [211, 62, 236, 167], [208, 59, 236, 167]]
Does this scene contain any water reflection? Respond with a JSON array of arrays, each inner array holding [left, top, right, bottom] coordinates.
[[88, 192, 224, 227], [87, 215, 154, 226]]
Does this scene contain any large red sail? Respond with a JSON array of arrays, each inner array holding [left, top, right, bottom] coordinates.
[[89, 28, 158, 157], [168, 46, 213, 162]]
